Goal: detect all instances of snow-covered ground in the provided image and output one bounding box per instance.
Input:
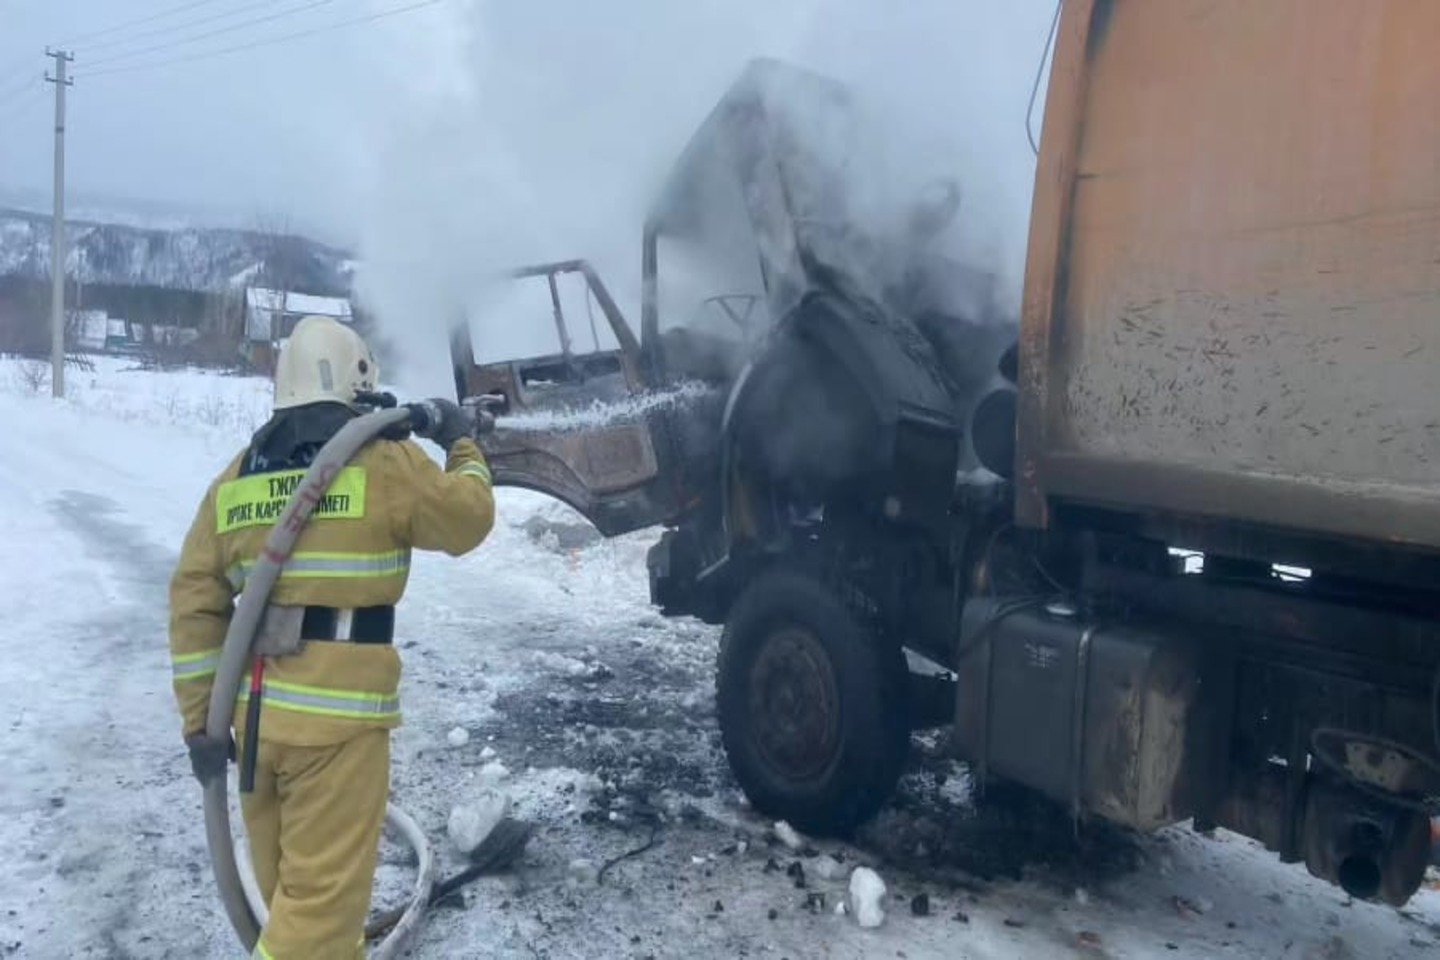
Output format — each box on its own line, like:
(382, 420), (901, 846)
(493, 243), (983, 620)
(0, 356), (1435, 959)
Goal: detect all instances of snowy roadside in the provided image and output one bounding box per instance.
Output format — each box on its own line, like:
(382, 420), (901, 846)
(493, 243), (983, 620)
(0, 358), (1435, 960)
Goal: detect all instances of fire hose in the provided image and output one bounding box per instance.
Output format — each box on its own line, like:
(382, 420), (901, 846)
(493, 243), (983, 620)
(202, 403), (450, 958)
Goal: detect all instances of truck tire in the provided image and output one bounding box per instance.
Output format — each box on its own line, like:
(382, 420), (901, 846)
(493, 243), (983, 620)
(716, 571), (909, 836)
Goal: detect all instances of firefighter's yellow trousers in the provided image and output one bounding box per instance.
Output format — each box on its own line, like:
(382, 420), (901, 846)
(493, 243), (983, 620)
(239, 728), (390, 960)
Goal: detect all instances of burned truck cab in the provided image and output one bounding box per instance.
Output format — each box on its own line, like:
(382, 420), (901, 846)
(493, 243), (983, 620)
(632, 61), (1005, 643)
(455, 58), (1019, 837)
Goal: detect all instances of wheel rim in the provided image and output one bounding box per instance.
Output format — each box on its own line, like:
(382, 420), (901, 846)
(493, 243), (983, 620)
(747, 624), (841, 785)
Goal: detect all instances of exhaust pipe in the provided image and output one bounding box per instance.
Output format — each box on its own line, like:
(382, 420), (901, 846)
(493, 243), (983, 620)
(1333, 821), (1385, 901)
(1301, 780), (1432, 906)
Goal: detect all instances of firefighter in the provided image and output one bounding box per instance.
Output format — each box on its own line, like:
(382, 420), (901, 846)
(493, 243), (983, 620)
(168, 315), (495, 959)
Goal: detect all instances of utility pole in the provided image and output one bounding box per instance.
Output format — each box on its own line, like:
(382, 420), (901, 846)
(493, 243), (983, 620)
(45, 49), (74, 399)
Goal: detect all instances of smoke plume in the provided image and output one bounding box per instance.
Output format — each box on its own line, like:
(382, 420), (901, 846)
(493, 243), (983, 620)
(352, 0), (1057, 394)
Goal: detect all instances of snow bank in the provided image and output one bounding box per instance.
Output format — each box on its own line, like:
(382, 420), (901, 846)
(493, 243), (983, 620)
(0, 355), (273, 441)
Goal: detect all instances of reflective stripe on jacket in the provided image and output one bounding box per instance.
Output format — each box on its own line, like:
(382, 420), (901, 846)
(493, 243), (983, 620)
(169, 435), (494, 746)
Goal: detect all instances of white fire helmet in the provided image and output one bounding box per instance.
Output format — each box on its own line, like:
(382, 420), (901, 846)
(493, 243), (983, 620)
(273, 315), (379, 410)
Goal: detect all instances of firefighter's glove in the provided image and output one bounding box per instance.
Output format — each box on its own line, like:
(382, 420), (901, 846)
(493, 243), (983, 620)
(471, 394), (505, 435)
(407, 398), (474, 451)
(185, 732), (234, 786)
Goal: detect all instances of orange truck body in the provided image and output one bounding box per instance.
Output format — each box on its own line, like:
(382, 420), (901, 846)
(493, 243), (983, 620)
(1018, 0), (1440, 552)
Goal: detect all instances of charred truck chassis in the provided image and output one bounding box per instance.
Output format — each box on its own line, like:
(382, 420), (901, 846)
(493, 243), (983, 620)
(954, 537), (1440, 908)
(646, 305), (1440, 907)
(466, 59), (1440, 910)
(464, 267), (1440, 907)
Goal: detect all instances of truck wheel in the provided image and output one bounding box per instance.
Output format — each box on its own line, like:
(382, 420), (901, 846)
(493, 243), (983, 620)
(717, 571), (909, 836)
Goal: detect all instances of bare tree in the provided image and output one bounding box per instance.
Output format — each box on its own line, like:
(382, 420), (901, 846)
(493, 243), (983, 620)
(17, 359), (48, 393)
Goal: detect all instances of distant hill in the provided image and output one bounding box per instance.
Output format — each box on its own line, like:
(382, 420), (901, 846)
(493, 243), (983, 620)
(0, 207), (354, 296)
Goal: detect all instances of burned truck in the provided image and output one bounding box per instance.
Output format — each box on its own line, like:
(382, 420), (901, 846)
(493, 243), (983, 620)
(458, 38), (1440, 909)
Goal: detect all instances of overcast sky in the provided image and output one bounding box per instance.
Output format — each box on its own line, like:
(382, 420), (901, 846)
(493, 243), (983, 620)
(0, 0), (1057, 385)
(0, 0), (453, 235)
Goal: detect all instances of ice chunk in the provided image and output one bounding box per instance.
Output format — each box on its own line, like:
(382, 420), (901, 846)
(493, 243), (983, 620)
(814, 855), (844, 882)
(568, 858), (599, 886)
(447, 790), (512, 855)
(848, 867), (887, 929)
(446, 727), (471, 748)
(773, 821), (804, 851)
(479, 761), (511, 786)
(480, 745), (497, 761)
(532, 650), (603, 677)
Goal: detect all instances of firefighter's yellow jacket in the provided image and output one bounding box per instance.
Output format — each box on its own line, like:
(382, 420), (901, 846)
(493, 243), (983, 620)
(168, 435), (494, 746)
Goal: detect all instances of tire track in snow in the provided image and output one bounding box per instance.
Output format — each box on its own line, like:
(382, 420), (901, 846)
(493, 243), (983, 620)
(40, 492), (216, 958)
(0, 406), (230, 958)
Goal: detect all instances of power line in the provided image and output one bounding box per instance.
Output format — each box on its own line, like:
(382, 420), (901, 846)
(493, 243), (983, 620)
(0, 65), (46, 117)
(0, 59), (43, 93)
(60, 0), (235, 49)
(84, 0), (446, 78)
(0, 52), (55, 121)
(0, 87), (46, 124)
(79, 0), (296, 56)
(0, 74), (40, 108)
(0, 2), (228, 86)
(84, 0), (337, 69)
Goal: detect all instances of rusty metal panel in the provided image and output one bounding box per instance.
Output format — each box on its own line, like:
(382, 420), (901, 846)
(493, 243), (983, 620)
(1021, 0), (1440, 550)
(479, 424), (665, 538)
(485, 426), (659, 498)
